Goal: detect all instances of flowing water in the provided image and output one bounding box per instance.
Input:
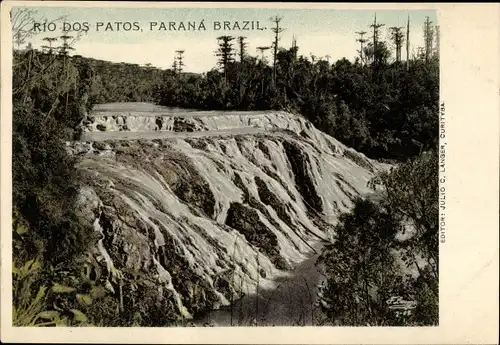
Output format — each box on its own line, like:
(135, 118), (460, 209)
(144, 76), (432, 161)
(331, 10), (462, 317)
(68, 102), (384, 324)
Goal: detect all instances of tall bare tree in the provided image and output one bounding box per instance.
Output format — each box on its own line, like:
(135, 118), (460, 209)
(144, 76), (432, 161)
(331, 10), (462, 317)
(174, 50), (185, 76)
(270, 15), (285, 87)
(406, 15), (410, 70)
(356, 31), (368, 66)
(423, 16), (434, 63)
(369, 13), (385, 65)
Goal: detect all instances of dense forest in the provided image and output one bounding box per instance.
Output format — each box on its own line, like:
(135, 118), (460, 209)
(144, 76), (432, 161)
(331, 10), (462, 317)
(70, 36), (438, 162)
(15, 17), (439, 162)
(12, 9), (439, 327)
(154, 44), (439, 161)
(318, 150), (439, 326)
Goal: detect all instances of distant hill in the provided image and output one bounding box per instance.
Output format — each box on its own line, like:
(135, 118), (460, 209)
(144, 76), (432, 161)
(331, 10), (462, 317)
(69, 54), (168, 104)
(68, 54), (201, 104)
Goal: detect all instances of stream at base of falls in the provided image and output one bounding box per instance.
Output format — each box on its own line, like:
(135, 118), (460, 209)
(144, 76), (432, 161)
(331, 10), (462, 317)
(187, 242), (328, 327)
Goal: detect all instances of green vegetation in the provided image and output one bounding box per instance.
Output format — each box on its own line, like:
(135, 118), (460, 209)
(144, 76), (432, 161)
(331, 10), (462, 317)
(12, 38), (98, 325)
(12, 41), (176, 327)
(13, 48), (94, 263)
(318, 149), (439, 326)
(12, 9), (439, 327)
(71, 56), (164, 103)
(154, 43), (439, 161)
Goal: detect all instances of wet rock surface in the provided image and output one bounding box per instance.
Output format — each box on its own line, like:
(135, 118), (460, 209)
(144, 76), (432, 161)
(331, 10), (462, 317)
(282, 140), (323, 216)
(225, 202), (282, 268)
(69, 104), (385, 324)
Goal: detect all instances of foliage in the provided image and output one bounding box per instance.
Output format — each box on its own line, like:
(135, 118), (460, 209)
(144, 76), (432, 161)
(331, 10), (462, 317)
(12, 42), (97, 326)
(216, 36), (236, 78)
(11, 253), (175, 327)
(12, 258), (90, 327)
(319, 149), (439, 326)
(12, 41), (180, 327)
(154, 43), (438, 161)
(12, 12), (439, 327)
(370, 149), (439, 278)
(318, 199), (404, 326)
(12, 49), (95, 265)
(70, 55), (165, 103)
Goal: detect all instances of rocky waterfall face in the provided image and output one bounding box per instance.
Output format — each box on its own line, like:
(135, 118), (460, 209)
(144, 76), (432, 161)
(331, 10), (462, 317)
(67, 103), (382, 324)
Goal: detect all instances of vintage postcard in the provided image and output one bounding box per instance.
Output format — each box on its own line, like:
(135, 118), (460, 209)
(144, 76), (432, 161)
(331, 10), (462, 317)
(1, 1), (498, 344)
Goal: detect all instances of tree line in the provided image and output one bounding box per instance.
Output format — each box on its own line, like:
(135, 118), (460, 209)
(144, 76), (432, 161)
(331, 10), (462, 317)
(155, 14), (439, 161)
(318, 150), (439, 326)
(19, 14), (439, 161)
(11, 9), (439, 326)
(11, 14), (175, 325)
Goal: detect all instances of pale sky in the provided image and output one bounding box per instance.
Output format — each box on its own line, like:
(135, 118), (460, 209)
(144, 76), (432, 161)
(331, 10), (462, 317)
(15, 6), (438, 73)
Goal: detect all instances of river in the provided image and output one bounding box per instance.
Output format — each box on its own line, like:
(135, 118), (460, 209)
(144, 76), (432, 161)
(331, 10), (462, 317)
(190, 241), (328, 327)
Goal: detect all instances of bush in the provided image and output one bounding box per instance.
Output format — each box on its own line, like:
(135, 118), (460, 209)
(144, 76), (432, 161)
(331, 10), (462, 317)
(13, 50), (95, 264)
(12, 48), (97, 326)
(318, 198), (404, 326)
(154, 49), (438, 161)
(318, 149), (439, 326)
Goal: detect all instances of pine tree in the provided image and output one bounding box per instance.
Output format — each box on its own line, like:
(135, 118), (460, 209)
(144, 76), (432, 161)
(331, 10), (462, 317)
(59, 34), (75, 56)
(237, 36), (247, 63)
(270, 16), (285, 87)
(369, 13), (385, 66)
(256, 46), (271, 64)
(423, 16), (434, 63)
(41, 37), (58, 54)
(389, 27), (404, 62)
(216, 36), (235, 81)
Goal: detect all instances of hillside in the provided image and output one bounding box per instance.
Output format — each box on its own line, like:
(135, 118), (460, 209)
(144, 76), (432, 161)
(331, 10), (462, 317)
(70, 55), (167, 104)
(66, 103), (383, 324)
(12, 39), (438, 327)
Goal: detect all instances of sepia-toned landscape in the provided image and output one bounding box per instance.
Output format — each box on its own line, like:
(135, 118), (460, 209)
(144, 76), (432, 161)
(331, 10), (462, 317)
(11, 6), (439, 327)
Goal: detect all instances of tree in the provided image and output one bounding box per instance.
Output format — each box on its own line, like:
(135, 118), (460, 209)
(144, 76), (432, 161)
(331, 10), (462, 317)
(174, 50), (185, 76)
(356, 31), (368, 66)
(58, 34), (75, 56)
(256, 46), (271, 64)
(319, 149), (439, 326)
(11, 8), (38, 51)
(369, 13), (385, 66)
(363, 40), (391, 66)
(434, 26), (440, 60)
(152, 15), (438, 162)
(318, 198), (403, 326)
(423, 16), (434, 63)
(237, 36), (247, 63)
(13, 26), (98, 266)
(406, 16), (411, 70)
(270, 15), (285, 87)
(172, 59), (178, 74)
(370, 149), (439, 280)
(42, 37), (58, 54)
(216, 36), (235, 81)
(371, 149), (439, 325)
(389, 27), (404, 62)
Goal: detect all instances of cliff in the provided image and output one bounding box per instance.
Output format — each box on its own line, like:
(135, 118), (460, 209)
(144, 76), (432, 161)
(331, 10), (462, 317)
(66, 102), (382, 325)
